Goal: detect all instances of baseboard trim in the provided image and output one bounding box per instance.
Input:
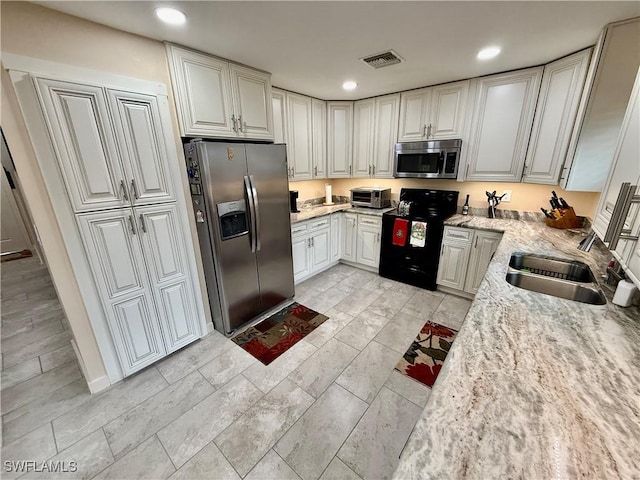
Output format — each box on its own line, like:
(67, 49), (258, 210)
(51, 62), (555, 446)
(436, 285), (475, 300)
(71, 339), (113, 394)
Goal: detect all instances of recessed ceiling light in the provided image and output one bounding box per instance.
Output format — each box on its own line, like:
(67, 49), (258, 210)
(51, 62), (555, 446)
(477, 47), (501, 60)
(155, 7), (187, 25)
(342, 81), (358, 91)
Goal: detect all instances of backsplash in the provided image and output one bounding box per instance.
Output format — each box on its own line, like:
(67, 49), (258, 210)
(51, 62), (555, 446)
(298, 196), (349, 210)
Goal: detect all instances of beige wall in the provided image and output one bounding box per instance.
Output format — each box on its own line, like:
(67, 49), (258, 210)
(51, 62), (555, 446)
(292, 178), (600, 217)
(1, 2), (211, 387)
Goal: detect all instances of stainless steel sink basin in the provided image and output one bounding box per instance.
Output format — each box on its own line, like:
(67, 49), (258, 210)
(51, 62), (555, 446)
(506, 253), (606, 305)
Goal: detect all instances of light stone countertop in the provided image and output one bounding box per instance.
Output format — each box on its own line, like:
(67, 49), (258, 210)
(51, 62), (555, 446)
(393, 213), (640, 479)
(290, 204), (394, 224)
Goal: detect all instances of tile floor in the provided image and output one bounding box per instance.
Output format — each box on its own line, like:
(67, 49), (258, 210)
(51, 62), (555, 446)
(1, 257), (471, 480)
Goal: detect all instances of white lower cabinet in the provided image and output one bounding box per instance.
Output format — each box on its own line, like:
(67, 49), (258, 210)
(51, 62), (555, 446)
(356, 215), (382, 269)
(437, 226), (503, 295)
(342, 213), (358, 263)
(291, 215), (336, 284)
(77, 204), (201, 375)
(330, 213), (341, 262)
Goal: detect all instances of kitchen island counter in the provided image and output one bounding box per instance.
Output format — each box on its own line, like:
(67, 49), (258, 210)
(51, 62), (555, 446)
(393, 213), (640, 479)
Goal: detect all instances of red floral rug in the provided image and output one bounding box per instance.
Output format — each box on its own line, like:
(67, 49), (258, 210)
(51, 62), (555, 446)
(394, 321), (458, 388)
(231, 302), (328, 365)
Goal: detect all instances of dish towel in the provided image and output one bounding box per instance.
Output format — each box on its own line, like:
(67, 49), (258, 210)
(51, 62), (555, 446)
(392, 218), (409, 246)
(410, 221), (427, 247)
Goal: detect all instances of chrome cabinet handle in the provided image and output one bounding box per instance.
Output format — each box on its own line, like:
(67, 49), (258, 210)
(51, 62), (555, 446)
(311, 237), (315, 247)
(238, 115), (244, 132)
(349, 164), (352, 176)
(423, 124), (428, 137)
(139, 214), (146, 233)
(314, 165), (318, 177)
(377, 233), (380, 243)
(120, 180), (129, 202)
(427, 124), (433, 138)
(368, 165), (372, 175)
(131, 179), (139, 200)
(128, 215), (137, 235)
(604, 182), (640, 250)
(372, 165), (376, 176)
(231, 114), (238, 133)
(307, 238), (311, 248)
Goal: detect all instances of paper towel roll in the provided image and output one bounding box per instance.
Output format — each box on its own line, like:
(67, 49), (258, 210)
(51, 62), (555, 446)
(325, 184), (332, 204)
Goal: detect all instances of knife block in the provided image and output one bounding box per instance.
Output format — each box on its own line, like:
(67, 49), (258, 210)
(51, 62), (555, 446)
(544, 207), (583, 229)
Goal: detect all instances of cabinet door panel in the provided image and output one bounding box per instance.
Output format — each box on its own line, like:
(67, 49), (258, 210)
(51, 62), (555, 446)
(465, 68), (543, 182)
(330, 213), (341, 262)
(272, 88), (288, 144)
(327, 102), (353, 178)
(353, 99), (375, 177)
(341, 213), (357, 261)
(430, 81), (468, 139)
(287, 93), (313, 180)
(137, 205), (186, 284)
(398, 88), (431, 142)
(523, 50), (591, 185)
(112, 294), (166, 373)
(231, 64), (274, 140)
(77, 211), (145, 299)
(312, 99), (327, 178)
(168, 47), (234, 137)
(464, 231), (502, 295)
(373, 94), (400, 178)
(311, 229), (330, 271)
(108, 90), (175, 204)
(436, 242), (471, 291)
(158, 280), (200, 352)
(292, 235), (311, 283)
(34, 78), (126, 212)
(357, 225), (381, 268)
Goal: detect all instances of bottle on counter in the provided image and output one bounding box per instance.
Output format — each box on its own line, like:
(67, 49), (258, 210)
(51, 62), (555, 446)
(462, 194), (470, 215)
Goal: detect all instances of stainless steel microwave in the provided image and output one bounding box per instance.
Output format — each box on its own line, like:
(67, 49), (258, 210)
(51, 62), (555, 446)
(350, 187), (391, 208)
(394, 139), (462, 179)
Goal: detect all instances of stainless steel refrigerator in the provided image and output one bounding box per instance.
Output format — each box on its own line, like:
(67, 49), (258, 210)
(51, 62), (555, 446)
(184, 140), (294, 335)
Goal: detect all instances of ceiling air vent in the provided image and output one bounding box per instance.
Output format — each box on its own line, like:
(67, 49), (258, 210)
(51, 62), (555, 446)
(360, 50), (403, 69)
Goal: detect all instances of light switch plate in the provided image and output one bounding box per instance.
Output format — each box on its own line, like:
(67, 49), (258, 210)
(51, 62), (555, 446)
(502, 190), (512, 203)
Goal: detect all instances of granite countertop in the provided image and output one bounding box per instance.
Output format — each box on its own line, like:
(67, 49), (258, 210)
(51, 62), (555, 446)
(290, 204), (395, 223)
(393, 214), (640, 479)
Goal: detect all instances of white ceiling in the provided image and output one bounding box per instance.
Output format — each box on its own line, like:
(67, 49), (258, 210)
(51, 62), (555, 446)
(34, 1), (639, 100)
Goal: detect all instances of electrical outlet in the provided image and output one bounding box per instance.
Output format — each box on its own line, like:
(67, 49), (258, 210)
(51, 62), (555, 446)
(502, 190), (512, 203)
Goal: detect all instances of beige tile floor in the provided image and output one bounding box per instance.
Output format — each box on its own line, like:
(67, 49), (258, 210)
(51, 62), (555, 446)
(1, 257), (471, 480)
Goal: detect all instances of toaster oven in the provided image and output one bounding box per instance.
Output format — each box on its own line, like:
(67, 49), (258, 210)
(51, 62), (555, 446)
(350, 187), (392, 208)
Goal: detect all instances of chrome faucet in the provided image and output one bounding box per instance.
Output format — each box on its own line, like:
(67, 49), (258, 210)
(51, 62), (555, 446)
(577, 231), (597, 252)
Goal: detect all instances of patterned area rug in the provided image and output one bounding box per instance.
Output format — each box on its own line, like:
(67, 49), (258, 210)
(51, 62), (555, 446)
(1, 249), (32, 263)
(231, 302), (328, 365)
(395, 321), (458, 388)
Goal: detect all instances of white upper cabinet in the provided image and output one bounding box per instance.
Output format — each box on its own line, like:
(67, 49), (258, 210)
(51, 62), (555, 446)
(429, 80), (469, 140)
(34, 78), (127, 212)
(373, 94), (400, 178)
(167, 44), (273, 140)
(398, 87), (431, 142)
(398, 81), (468, 142)
(562, 18), (640, 191)
(327, 101), (353, 178)
(353, 98), (376, 178)
(107, 90), (176, 205)
(230, 64), (274, 140)
(464, 67), (543, 182)
(272, 88), (287, 144)
(312, 98), (327, 178)
(287, 92), (313, 181)
(593, 67), (640, 263)
(522, 49), (592, 185)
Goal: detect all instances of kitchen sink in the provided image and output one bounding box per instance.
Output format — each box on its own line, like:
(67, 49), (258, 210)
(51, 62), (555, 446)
(505, 253), (606, 305)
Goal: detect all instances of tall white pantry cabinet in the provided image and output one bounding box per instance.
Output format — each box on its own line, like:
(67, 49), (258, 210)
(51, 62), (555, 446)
(27, 75), (205, 378)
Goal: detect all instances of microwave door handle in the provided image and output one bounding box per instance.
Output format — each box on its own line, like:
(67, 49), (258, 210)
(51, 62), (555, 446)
(249, 175), (261, 252)
(437, 152), (445, 174)
(243, 175), (257, 253)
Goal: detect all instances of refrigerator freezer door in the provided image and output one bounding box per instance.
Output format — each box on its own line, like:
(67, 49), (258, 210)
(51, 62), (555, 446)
(198, 143), (263, 333)
(246, 144), (295, 310)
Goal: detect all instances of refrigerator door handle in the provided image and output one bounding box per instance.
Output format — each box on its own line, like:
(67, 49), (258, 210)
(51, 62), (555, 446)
(243, 175), (257, 253)
(249, 175), (262, 251)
